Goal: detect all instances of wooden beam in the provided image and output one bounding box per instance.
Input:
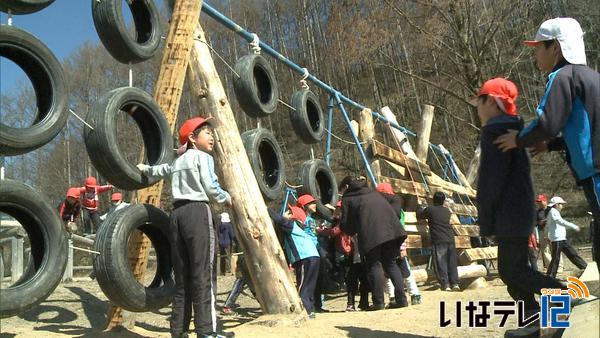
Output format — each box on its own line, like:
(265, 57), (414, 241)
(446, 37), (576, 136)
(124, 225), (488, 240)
(413, 264), (487, 283)
(185, 19), (304, 315)
(415, 104), (435, 162)
(372, 139), (432, 176)
(466, 145), (481, 186)
(460, 247), (498, 263)
(378, 175), (430, 198)
(359, 108), (381, 185)
(405, 234), (471, 249)
(382, 159), (406, 177)
(426, 172), (477, 198)
(449, 203), (478, 217)
(452, 224), (480, 236)
(106, 0), (203, 329)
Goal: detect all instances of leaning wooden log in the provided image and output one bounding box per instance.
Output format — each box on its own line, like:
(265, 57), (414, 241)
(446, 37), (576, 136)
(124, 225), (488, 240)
(415, 104), (435, 162)
(412, 264), (487, 283)
(185, 19), (304, 316)
(372, 140), (432, 176)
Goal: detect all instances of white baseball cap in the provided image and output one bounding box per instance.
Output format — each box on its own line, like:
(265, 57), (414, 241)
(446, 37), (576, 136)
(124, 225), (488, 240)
(523, 17), (587, 65)
(548, 196), (567, 207)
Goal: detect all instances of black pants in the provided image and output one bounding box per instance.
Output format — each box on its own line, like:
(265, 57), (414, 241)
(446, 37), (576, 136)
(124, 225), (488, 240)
(432, 242), (459, 287)
(365, 239), (407, 307)
(293, 256), (320, 314)
(497, 237), (565, 312)
(219, 245), (232, 275)
(581, 174), (599, 273)
(82, 209), (100, 234)
(169, 201), (217, 336)
(528, 247), (538, 271)
(346, 260), (369, 307)
(547, 240), (588, 277)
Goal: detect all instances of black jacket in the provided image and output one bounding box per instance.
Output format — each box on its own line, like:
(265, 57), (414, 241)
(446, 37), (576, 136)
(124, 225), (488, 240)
(477, 115), (535, 237)
(416, 205), (454, 244)
(340, 179), (406, 254)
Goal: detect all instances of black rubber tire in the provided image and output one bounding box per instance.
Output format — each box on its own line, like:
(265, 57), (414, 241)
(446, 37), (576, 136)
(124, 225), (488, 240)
(0, 25), (68, 156)
(84, 87), (173, 191)
(93, 204), (174, 312)
(289, 89), (325, 144)
(0, 179), (68, 318)
(233, 54), (279, 118)
(0, 0), (54, 14)
(297, 159), (338, 220)
(92, 0), (161, 64)
(241, 128), (286, 201)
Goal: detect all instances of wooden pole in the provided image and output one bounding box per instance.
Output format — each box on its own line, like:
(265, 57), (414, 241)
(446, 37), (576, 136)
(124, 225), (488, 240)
(105, 0), (203, 329)
(358, 108), (381, 183)
(415, 104), (435, 162)
(466, 145), (481, 186)
(185, 21), (304, 316)
(412, 264), (486, 283)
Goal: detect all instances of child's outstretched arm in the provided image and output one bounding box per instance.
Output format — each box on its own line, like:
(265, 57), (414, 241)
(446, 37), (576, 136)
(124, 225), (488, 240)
(137, 163), (172, 178)
(198, 152), (231, 204)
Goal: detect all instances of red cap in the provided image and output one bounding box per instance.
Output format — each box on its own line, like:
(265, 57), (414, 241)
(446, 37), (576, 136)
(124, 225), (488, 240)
(297, 194), (316, 208)
(178, 117), (215, 146)
(335, 200), (342, 208)
(472, 78), (519, 116)
(85, 176), (97, 187)
(288, 205), (307, 223)
(66, 187), (80, 199)
(111, 192), (123, 201)
(376, 182), (394, 195)
(535, 194), (547, 202)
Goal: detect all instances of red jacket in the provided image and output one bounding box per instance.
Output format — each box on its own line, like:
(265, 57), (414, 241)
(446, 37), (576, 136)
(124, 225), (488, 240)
(317, 225), (353, 256)
(59, 200), (81, 222)
(79, 185), (112, 211)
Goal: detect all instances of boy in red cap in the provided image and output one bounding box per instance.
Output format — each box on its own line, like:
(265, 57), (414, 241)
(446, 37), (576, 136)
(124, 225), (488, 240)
(495, 18), (599, 272)
(534, 194), (552, 268)
(99, 192), (130, 222)
(58, 187), (82, 232)
(473, 78), (565, 333)
(137, 116), (233, 338)
(78, 176), (113, 235)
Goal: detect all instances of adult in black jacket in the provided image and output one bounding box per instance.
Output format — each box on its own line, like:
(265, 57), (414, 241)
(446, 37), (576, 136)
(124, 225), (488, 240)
(340, 177), (408, 309)
(417, 192), (459, 291)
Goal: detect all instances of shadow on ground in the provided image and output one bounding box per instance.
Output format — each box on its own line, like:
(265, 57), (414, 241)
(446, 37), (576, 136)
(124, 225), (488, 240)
(336, 326), (435, 338)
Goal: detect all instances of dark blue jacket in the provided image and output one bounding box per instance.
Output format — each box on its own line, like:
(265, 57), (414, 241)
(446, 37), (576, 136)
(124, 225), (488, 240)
(517, 61), (599, 182)
(477, 115), (535, 237)
(218, 222), (235, 248)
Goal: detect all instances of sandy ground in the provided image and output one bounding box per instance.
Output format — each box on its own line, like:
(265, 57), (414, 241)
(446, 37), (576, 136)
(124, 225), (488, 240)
(0, 249), (596, 338)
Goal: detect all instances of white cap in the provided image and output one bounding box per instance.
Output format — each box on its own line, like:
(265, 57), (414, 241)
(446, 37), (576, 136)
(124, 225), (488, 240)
(548, 196), (566, 207)
(221, 212), (230, 223)
(523, 18), (586, 65)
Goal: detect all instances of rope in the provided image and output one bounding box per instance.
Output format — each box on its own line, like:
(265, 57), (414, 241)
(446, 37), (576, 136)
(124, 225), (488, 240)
(300, 68), (310, 90)
(250, 33), (261, 54)
(69, 109), (94, 130)
(195, 37), (241, 78)
(325, 127), (366, 145)
(285, 181), (303, 189)
(7, 9), (13, 26)
(278, 99), (296, 111)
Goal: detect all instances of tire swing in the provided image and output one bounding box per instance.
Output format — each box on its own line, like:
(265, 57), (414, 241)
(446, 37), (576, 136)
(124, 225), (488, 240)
(298, 159), (338, 220)
(0, 179), (68, 318)
(84, 87), (173, 191)
(0, 25), (68, 156)
(93, 204), (174, 312)
(0, 0), (55, 14)
(289, 89), (325, 144)
(92, 0), (161, 64)
(241, 128), (286, 201)
(233, 54), (279, 118)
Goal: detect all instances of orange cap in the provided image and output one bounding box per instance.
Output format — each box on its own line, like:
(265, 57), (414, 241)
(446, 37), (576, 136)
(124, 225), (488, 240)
(297, 194), (316, 208)
(85, 176), (97, 187)
(111, 192), (122, 201)
(178, 117), (215, 146)
(376, 182), (394, 195)
(471, 78), (519, 116)
(66, 187), (80, 199)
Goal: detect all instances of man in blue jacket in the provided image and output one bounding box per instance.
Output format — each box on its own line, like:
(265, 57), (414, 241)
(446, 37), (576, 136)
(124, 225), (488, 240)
(495, 18), (599, 272)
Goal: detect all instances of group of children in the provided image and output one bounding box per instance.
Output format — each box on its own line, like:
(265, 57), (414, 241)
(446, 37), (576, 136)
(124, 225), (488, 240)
(127, 16), (597, 338)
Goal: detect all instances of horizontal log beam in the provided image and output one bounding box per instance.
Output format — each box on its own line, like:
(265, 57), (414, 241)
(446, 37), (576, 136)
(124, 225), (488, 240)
(426, 172), (477, 198)
(372, 140), (431, 176)
(460, 247), (498, 263)
(378, 176), (430, 198)
(405, 235), (471, 249)
(449, 203), (478, 217)
(452, 224), (480, 236)
(413, 264), (487, 283)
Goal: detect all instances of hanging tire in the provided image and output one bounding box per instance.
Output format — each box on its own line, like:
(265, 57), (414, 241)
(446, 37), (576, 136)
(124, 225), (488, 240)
(92, 0), (161, 64)
(241, 128), (285, 201)
(93, 204), (174, 312)
(298, 159), (338, 220)
(0, 0), (54, 14)
(0, 25), (68, 156)
(84, 87), (173, 191)
(0, 179), (68, 318)
(289, 89), (325, 144)
(233, 54), (279, 118)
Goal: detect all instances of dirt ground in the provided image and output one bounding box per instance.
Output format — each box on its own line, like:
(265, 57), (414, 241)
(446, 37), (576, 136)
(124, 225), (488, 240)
(0, 249), (596, 338)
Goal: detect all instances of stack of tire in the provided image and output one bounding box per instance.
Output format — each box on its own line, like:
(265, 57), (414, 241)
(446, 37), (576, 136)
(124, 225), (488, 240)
(234, 54), (338, 218)
(0, 0), (175, 317)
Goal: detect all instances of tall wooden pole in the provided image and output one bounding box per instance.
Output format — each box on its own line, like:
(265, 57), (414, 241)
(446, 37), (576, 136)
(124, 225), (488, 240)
(358, 108), (381, 185)
(415, 104), (435, 162)
(105, 0), (203, 329)
(185, 22), (304, 315)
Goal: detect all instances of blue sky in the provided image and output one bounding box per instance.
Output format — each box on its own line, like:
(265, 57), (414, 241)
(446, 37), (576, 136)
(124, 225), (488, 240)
(1, 1), (100, 93)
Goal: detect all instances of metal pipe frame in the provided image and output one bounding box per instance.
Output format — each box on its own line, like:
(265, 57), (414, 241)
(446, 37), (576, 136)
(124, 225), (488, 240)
(325, 95), (334, 165)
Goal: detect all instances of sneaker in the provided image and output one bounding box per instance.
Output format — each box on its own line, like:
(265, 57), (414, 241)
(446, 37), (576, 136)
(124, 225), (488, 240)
(451, 284), (461, 291)
(308, 312), (316, 319)
(387, 301), (408, 309)
(367, 304), (385, 311)
(199, 331), (235, 338)
(346, 305), (356, 312)
(411, 295), (422, 305)
(358, 303), (369, 311)
(443, 286), (451, 291)
(221, 306), (233, 315)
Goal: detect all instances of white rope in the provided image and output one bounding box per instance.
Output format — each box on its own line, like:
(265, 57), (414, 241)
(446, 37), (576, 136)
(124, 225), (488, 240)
(300, 68), (310, 90)
(69, 109), (94, 130)
(70, 245), (100, 255)
(128, 63), (133, 87)
(250, 33), (261, 54)
(278, 99), (296, 111)
(7, 9), (12, 26)
(324, 127), (366, 145)
(195, 37), (241, 78)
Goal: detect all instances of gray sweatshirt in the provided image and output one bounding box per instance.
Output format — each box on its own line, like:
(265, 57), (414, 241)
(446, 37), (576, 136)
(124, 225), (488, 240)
(546, 207), (579, 242)
(141, 149), (231, 204)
